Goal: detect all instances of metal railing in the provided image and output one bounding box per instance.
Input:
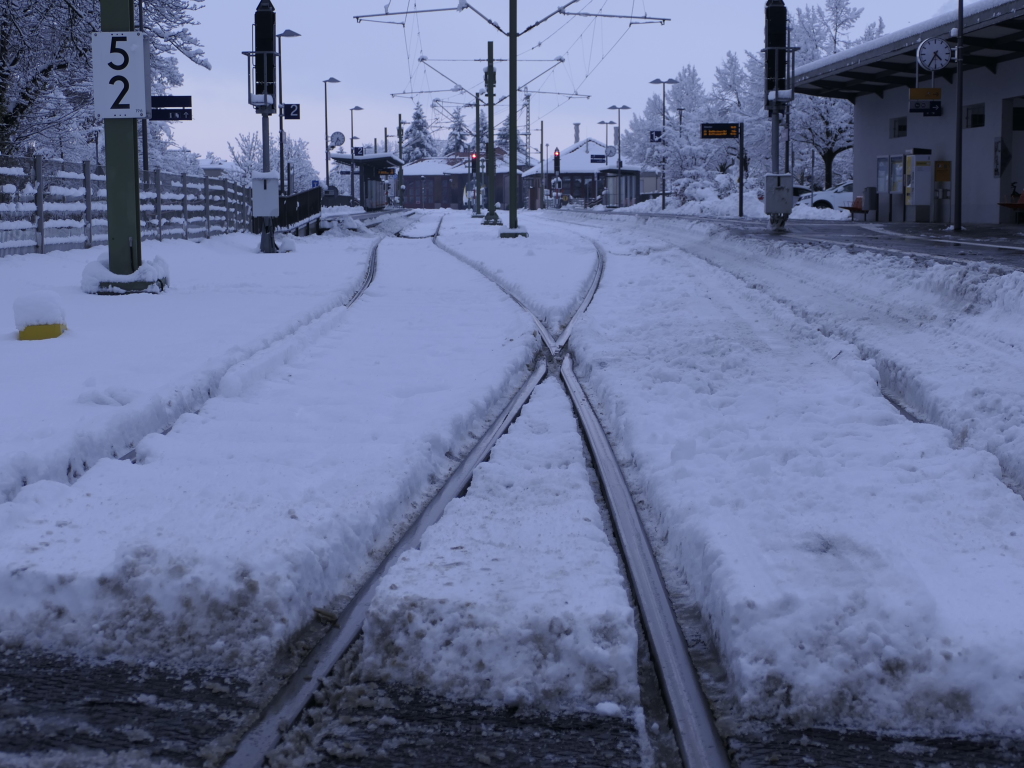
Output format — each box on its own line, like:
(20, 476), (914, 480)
(0, 155), (253, 256)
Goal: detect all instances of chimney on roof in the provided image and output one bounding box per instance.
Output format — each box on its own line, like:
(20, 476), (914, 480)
(573, 123), (580, 143)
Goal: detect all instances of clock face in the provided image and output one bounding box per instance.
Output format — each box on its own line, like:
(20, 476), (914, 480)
(917, 38), (952, 71)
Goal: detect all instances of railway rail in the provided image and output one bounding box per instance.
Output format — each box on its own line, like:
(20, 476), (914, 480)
(217, 217), (731, 767)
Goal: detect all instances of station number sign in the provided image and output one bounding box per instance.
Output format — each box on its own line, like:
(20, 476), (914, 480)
(283, 103), (301, 120)
(701, 123), (740, 139)
(92, 32), (151, 119)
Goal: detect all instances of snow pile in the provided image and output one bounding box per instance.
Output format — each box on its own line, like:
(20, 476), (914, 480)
(0, 237), (537, 676)
(437, 212), (599, 332)
(620, 192), (849, 220)
(567, 218), (1024, 735)
(360, 380), (639, 711)
(81, 254), (170, 294)
(13, 290), (65, 331)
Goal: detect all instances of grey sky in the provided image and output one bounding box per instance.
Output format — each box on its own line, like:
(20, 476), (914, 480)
(171, 0), (948, 174)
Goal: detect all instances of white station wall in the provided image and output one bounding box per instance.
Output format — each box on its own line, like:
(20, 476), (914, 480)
(852, 55), (1024, 224)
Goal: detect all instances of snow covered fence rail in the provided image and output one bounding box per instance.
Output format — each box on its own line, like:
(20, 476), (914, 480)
(0, 155), (251, 256)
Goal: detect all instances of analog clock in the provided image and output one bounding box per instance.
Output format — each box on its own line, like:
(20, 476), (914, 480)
(917, 38), (952, 71)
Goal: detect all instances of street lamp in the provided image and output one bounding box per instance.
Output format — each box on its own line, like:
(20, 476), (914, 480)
(323, 77), (339, 189)
(350, 106), (363, 206)
(608, 105), (630, 207)
(650, 78), (678, 210)
(277, 30), (300, 195)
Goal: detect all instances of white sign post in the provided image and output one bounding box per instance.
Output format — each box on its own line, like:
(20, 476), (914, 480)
(92, 31), (151, 120)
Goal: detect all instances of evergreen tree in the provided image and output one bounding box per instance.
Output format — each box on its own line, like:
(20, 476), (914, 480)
(444, 108), (472, 155)
(495, 116), (511, 152)
(404, 103), (437, 162)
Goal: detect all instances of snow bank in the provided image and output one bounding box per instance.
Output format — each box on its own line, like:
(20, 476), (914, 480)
(13, 290), (65, 331)
(620, 194), (849, 220)
(360, 380), (639, 711)
(437, 211), (599, 333)
(566, 216), (1024, 736)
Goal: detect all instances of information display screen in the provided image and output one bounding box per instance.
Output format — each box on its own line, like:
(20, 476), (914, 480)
(701, 123), (740, 139)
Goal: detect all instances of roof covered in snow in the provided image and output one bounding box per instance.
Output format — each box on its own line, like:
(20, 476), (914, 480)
(522, 139), (618, 177)
(795, 0), (1024, 100)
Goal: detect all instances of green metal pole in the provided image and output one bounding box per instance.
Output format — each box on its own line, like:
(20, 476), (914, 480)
(474, 93), (483, 217)
(506, 0), (521, 233)
(101, 0), (142, 274)
(483, 42), (500, 225)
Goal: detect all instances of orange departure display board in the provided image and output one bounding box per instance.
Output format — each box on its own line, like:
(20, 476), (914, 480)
(701, 123), (741, 139)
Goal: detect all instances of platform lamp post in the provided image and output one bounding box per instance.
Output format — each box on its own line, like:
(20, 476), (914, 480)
(276, 29), (300, 196)
(323, 77), (339, 189)
(650, 78), (677, 210)
(608, 105), (630, 207)
(350, 106), (363, 206)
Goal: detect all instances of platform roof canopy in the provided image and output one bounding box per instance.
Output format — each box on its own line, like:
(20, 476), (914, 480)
(795, 0), (1024, 101)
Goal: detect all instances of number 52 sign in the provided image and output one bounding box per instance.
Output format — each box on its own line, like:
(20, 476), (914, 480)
(92, 32), (151, 119)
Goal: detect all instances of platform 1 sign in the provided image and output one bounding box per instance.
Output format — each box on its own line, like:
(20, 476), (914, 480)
(150, 95), (192, 121)
(909, 88), (942, 117)
(701, 123), (740, 139)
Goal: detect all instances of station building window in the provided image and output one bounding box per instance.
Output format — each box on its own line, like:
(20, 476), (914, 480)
(965, 103), (985, 128)
(890, 116), (907, 138)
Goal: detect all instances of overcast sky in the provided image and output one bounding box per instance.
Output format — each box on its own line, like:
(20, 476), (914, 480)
(169, 0), (952, 176)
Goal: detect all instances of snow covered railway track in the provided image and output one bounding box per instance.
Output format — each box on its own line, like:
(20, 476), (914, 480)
(430, 237), (729, 768)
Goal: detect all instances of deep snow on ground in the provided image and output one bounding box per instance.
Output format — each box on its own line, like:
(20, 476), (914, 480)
(0, 232), (538, 676)
(360, 379), (639, 712)
(437, 213), (599, 333)
(0, 229), (373, 503)
(559, 212), (1024, 735)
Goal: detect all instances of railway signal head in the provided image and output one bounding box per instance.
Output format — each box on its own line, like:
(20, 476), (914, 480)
(553, 148), (561, 174)
(471, 152), (479, 173)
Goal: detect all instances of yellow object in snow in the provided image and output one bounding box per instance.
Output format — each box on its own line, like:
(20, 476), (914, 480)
(19, 323), (66, 340)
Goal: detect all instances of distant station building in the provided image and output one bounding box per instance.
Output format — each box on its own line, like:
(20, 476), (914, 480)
(330, 152), (403, 209)
(796, 0), (1024, 224)
(523, 139), (649, 208)
(401, 153), (523, 210)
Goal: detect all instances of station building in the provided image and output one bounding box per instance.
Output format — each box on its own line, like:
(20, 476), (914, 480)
(796, 0), (1024, 224)
(522, 139), (650, 208)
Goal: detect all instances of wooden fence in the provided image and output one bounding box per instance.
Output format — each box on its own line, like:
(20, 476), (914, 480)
(0, 155), (253, 256)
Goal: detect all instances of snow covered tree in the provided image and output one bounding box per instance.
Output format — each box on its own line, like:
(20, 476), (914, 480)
(495, 116), (511, 152)
(225, 132), (319, 190)
(444, 108), (472, 155)
(403, 103), (437, 162)
(0, 0), (209, 157)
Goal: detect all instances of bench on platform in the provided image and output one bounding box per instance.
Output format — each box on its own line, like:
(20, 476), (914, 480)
(998, 201), (1024, 223)
(840, 196), (871, 221)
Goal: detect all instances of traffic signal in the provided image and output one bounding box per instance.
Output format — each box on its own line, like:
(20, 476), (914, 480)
(471, 152), (479, 173)
(553, 148), (561, 175)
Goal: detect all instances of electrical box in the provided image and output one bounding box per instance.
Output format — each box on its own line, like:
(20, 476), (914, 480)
(764, 173), (793, 215)
(252, 171), (280, 218)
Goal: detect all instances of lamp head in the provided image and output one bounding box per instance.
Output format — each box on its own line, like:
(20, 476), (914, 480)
(324, 77), (340, 84)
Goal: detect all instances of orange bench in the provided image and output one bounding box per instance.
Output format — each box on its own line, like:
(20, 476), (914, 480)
(840, 196), (870, 221)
